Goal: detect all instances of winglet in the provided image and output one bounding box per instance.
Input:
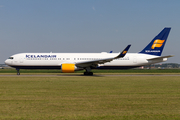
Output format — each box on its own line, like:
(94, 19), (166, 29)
(115, 44), (131, 58)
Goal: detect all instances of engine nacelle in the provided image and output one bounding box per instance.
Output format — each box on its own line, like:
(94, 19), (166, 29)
(61, 64), (76, 73)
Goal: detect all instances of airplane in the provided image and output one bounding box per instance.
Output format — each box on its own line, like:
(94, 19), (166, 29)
(5, 27), (173, 75)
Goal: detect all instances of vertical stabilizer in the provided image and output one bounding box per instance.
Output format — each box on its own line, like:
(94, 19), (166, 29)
(139, 28), (171, 56)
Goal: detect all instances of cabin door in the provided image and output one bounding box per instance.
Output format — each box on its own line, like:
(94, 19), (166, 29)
(20, 58), (24, 63)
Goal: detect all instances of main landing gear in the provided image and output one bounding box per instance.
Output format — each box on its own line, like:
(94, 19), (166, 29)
(84, 67), (93, 76)
(16, 68), (20, 75)
(84, 72), (93, 76)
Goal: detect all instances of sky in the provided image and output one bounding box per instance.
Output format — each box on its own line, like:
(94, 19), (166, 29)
(0, 0), (180, 63)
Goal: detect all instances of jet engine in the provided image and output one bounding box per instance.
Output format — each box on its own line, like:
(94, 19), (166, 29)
(61, 63), (77, 73)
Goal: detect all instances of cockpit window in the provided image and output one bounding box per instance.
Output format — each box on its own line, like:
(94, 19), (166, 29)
(8, 57), (14, 59)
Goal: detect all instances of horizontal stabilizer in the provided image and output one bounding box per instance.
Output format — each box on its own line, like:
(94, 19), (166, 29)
(147, 55), (174, 61)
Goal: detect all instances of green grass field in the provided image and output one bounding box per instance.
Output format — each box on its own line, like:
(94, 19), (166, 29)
(0, 75), (180, 120)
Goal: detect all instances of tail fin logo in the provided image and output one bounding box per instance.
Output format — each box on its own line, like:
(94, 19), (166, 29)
(122, 51), (127, 54)
(151, 39), (165, 49)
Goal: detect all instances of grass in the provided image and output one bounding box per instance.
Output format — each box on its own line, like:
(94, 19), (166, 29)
(0, 76), (180, 119)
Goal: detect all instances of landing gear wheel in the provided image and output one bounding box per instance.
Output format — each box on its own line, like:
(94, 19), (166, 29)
(84, 72), (93, 76)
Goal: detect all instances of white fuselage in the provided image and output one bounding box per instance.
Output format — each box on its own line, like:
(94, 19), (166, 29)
(5, 52), (167, 70)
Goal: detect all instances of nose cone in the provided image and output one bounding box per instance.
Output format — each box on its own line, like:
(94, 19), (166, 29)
(5, 59), (10, 65)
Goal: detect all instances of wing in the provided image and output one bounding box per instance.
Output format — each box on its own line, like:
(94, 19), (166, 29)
(75, 45), (131, 68)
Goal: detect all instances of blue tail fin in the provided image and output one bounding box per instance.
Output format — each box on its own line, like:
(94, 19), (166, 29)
(139, 27), (171, 56)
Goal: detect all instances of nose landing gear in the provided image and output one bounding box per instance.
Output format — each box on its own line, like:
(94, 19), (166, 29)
(16, 68), (20, 75)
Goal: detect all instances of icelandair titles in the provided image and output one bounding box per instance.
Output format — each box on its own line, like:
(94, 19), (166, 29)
(145, 50), (160, 53)
(26, 55), (56, 58)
